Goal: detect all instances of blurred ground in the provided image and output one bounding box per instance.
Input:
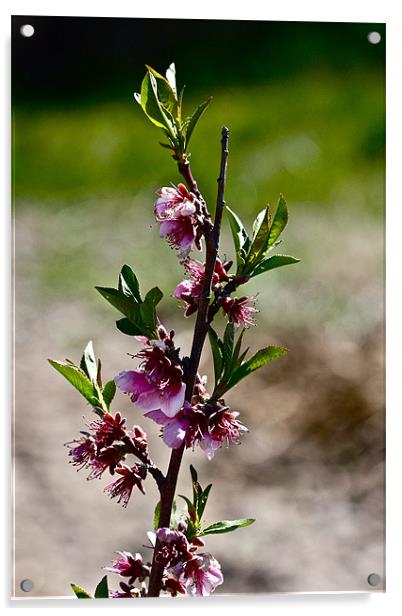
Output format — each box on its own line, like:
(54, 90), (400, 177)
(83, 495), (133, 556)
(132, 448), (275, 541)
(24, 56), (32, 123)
(12, 34), (385, 597)
(13, 196), (384, 597)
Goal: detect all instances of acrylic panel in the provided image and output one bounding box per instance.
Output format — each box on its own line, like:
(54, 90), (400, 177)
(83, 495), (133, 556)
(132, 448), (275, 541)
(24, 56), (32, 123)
(12, 16), (385, 599)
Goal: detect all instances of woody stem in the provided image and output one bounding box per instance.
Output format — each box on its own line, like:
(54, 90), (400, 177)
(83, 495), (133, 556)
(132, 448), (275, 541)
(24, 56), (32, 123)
(147, 127), (229, 597)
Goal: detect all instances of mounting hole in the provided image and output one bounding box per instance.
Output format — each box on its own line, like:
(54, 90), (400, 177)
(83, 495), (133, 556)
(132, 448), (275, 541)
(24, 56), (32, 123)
(20, 579), (34, 592)
(20, 24), (35, 38)
(367, 573), (381, 587)
(367, 31), (381, 45)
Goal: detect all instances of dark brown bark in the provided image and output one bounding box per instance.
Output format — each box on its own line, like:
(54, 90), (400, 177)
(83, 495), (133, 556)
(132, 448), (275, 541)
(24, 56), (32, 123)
(147, 127), (229, 597)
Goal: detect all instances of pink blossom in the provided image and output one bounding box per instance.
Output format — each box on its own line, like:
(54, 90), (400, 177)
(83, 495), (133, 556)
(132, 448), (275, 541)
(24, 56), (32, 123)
(145, 402), (206, 450)
(145, 399), (247, 460)
(86, 445), (125, 480)
(87, 412), (127, 449)
(65, 433), (96, 470)
(104, 551), (148, 585)
(222, 296), (258, 327)
(174, 258), (230, 316)
(154, 184), (203, 258)
(155, 528), (192, 568)
(104, 464), (147, 507)
(156, 527), (223, 597)
(115, 335), (185, 418)
(206, 403), (247, 450)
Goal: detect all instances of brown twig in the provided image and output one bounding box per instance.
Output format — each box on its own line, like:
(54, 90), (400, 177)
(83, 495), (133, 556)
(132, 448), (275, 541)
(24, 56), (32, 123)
(122, 436), (165, 492)
(147, 127), (230, 597)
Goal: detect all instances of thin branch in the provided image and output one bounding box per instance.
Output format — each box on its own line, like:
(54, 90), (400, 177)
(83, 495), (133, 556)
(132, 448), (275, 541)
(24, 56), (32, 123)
(147, 127), (230, 597)
(122, 435), (165, 492)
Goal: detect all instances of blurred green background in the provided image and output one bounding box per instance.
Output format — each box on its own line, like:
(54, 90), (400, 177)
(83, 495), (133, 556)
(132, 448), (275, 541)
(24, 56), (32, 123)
(13, 17), (385, 598)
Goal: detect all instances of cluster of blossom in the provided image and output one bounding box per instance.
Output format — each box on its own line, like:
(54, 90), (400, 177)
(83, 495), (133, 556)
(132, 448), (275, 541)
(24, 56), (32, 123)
(154, 183), (205, 258)
(105, 526), (223, 598)
(115, 326), (248, 461)
(155, 184), (257, 327)
(66, 412), (149, 507)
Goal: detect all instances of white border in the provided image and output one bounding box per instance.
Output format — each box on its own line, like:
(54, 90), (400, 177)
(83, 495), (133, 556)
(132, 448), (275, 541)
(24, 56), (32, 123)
(2, 1), (402, 614)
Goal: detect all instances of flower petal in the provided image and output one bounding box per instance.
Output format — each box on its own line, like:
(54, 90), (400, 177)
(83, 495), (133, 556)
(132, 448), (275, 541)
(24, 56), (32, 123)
(144, 409), (171, 426)
(163, 416), (188, 449)
(115, 371), (152, 396)
(160, 382), (186, 417)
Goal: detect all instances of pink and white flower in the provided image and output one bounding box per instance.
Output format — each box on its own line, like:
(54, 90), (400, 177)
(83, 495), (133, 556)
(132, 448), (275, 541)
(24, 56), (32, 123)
(180, 553), (223, 596)
(115, 334), (185, 418)
(155, 527), (223, 597)
(154, 184), (204, 258)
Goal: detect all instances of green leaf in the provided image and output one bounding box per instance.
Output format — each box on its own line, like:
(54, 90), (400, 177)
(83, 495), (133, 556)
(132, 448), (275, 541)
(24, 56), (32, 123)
(199, 518), (255, 536)
(246, 206), (271, 269)
(71, 583), (92, 599)
(154, 500), (185, 530)
(267, 194), (288, 248)
(251, 255), (300, 278)
(146, 64), (178, 117)
(95, 286), (139, 321)
(153, 501), (161, 530)
(140, 286), (163, 338)
(94, 575), (109, 599)
(225, 206), (250, 258)
(80, 340), (98, 384)
(102, 380), (116, 409)
(227, 346), (288, 389)
(115, 317), (144, 337)
(119, 265), (141, 302)
(179, 494), (198, 524)
(139, 71), (171, 130)
(48, 360), (99, 406)
(197, 484), (212, 520)
(184, 97), (212, 148)
(230, 329), (246, 373)
(189, 464), (198, 484)
(222, 322), (235, 380)
(144, 286), (163, 308)
(208, 327), (224, 385)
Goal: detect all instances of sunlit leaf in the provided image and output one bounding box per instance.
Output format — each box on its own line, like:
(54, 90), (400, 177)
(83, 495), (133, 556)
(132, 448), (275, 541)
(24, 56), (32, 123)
(80, 340), (98, 384)
(267, 194), (288, 247)
(102, 380), (116, 409)
(198, 518), (255, 536)
(119, 264), (141, 302)
(251, 255), (300, 278)
(247, 206), (270, 267)
(227, 346), (288, 389)
(165, 62), (177, 95)
(146, 64), (178, 117)
(71, 583), (92, 599)
(48, 360), (99, 406)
